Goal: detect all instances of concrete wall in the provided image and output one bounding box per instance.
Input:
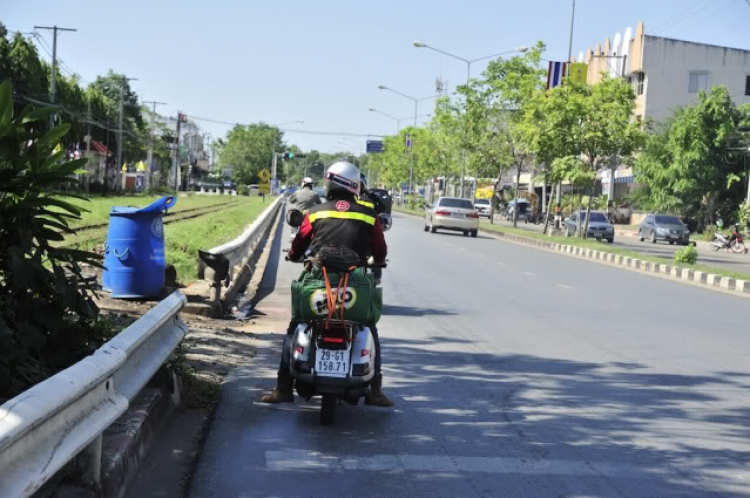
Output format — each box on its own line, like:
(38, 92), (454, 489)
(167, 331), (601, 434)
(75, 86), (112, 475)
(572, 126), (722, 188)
(641, 36), (750, 122)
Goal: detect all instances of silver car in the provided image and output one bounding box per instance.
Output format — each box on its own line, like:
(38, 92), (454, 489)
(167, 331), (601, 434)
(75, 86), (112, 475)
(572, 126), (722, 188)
(473, 198), (491, 218)
(425, 197), (480, 237)
(564, 211), (615, 243)
(639, 214), (690, 245)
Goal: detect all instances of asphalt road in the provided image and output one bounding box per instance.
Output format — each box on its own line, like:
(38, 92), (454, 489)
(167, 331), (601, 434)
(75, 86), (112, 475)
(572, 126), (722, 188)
(488, 216), (750, 275)
(188, 213), (750, 498)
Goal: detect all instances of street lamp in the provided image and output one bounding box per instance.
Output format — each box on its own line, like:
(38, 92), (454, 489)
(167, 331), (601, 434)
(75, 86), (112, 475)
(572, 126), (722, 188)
(413, 42), (528, 80)
(275, 119), (305, 127)
(377, 86), (438, 194)
(413, 42), (528, 197)
(369, 108), (431, 133)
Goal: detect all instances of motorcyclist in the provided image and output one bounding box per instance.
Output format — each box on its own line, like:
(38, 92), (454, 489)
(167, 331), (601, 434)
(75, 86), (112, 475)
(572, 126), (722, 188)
(358, 172), (388, 215)
(288, 177), (321, 213)
(261, 161), (394, 407)
(729, 223), (742, 244)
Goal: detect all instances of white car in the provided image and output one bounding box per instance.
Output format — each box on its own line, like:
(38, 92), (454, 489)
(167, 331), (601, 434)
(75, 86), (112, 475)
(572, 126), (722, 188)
(474, 198), (491, 218)
(424, 197), (480, 237)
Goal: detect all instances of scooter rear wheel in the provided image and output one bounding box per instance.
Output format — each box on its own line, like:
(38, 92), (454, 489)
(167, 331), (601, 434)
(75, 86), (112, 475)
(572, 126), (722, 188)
(321, 394), (337, 425)
(731, 241), (746, 254)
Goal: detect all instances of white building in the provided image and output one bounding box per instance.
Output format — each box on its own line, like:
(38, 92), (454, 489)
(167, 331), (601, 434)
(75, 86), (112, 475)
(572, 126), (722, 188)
(579, 21), (750, 123)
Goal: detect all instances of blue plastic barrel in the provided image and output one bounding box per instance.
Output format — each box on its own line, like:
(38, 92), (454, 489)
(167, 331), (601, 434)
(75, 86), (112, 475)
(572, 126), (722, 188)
(103, 196), (177, 298)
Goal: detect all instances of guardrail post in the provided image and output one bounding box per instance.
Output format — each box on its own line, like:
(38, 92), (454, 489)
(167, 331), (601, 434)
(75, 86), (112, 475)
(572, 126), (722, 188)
(78, 433), (102, 485)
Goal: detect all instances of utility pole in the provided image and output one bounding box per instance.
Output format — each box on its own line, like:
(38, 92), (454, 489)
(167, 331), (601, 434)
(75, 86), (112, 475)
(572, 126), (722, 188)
(116, 77), (138, 192)
(34, 25), (77, 126)
(554, 0), (576, 231)
(142, 100), (166, 191)
(172, 112), (185, 191)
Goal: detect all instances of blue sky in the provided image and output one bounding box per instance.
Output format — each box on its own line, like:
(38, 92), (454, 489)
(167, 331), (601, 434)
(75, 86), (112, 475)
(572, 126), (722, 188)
(4, 0), (749, 153)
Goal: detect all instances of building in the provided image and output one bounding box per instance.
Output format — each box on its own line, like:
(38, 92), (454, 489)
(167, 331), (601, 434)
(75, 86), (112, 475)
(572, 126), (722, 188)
(578, 21), (750, 123)
(574, 22), (750, 198)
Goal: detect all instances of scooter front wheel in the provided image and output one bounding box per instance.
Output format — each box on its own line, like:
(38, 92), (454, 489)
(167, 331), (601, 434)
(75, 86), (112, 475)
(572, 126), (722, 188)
(321, 394), (337, 425)
(710, 242), (720, 252)
(731, 241), (746, 254)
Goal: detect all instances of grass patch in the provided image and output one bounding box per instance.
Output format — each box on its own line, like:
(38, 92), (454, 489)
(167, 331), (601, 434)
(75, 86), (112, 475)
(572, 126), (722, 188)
(58, 194), (236, 228)
(393, 205), (425, 218)
(478, 221), (750, 282)
(164, 198), (269, 283)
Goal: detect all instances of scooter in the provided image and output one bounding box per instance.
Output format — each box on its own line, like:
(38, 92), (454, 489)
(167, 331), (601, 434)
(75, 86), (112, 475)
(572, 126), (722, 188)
(283, 209), (391, 425)
(710, 227), (746, 253)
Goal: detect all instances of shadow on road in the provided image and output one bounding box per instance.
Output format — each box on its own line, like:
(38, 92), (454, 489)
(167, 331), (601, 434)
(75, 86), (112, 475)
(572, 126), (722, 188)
(381, 304), (457, 317)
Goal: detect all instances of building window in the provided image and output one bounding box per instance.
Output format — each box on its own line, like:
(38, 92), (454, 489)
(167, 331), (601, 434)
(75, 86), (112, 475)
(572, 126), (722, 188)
(745, 75), (750, 96)
(688, 72), (709, 94)
(635, 72), (645, 96)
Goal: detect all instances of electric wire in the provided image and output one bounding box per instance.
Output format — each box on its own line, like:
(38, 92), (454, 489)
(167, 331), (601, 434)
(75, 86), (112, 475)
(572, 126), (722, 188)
(650, 0), (716, 34)
(663, 0), (740, 37)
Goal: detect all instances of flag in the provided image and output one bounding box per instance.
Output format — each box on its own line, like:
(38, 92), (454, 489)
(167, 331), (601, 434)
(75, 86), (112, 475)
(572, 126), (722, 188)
(547, 61), (567, 90)
(122, 162), (128, 173)
(136, 160), (146, 172)
(568, 63), (588, 85)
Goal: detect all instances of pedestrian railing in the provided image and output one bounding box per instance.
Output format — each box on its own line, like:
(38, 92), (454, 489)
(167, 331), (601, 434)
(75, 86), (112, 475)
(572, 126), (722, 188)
(0, 291), (188, 498)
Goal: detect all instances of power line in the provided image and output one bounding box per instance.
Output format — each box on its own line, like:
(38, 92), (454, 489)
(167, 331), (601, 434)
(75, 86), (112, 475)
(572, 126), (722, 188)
(663, 0), (740, 37)
(185, 114), (385, 138)
(651, 0), (715, 34)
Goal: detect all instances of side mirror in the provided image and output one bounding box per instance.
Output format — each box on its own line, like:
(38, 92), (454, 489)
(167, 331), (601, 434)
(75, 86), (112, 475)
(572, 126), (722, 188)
(378, 213), (393, 231)
(286, 209), (304, 228)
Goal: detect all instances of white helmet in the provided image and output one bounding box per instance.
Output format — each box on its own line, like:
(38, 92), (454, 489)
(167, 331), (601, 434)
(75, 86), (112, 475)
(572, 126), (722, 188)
(324, 161), (360, 197)
(301, 177), (314, 188)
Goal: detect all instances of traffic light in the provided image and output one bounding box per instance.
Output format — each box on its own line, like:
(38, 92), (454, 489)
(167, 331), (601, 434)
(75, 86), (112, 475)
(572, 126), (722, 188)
(282, 152), (306, 159)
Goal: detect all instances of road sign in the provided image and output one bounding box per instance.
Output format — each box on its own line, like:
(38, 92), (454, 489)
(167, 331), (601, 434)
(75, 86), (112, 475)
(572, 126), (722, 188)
(259, 169), (271, 182)
(259, 183), (270, 194)
(366, 140), (384, 153)
(405, 134), (412, 149)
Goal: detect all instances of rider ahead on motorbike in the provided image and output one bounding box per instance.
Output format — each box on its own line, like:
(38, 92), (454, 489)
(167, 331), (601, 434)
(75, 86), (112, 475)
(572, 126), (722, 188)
(261, 161), (394, 407)
(288, 177), (321, 213)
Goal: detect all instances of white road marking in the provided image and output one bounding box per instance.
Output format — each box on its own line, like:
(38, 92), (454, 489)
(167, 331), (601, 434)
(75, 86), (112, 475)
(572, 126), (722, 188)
(265, 450), (672, 479)
(557, 284), (573, 290)
(524, 272), (536, 277)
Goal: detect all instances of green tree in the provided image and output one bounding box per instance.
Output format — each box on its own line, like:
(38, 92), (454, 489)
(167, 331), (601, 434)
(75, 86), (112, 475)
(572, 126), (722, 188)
(216, 123), (285, 185)
(636, 86), (750, 226)
(469, 42), (547, 227)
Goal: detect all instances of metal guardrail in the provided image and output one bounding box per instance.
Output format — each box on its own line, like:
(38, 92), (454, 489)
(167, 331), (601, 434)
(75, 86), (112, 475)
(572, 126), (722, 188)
(0, 291), (188, 498)
(201, 196), (282, 276)
(197, 197), (283, 310)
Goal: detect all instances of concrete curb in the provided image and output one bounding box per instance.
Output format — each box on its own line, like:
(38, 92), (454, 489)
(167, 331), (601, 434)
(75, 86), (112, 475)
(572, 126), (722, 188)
(49, 374), (181, 498)
(392, 209), (750, 299)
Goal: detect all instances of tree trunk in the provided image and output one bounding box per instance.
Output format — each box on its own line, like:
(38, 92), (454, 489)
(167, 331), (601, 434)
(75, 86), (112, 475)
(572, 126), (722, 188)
(543, 190), (555, 235)
(582, 175), (598, 239)
(513, 164), (521, 228)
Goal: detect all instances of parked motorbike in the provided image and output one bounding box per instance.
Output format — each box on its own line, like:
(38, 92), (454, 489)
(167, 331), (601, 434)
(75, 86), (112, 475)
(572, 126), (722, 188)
(710, 226), (746, 253)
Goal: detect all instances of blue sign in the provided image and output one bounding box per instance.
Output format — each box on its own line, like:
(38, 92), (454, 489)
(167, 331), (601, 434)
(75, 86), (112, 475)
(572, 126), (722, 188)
(405, 134), (412, 148)
(366, 140), (384, 153)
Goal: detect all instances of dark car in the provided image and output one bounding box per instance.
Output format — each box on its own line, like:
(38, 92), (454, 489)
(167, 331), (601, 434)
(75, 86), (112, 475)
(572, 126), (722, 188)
(564, 211), (615, 243)
(368, 188), (392, 214)
(639, 214), (690, 245)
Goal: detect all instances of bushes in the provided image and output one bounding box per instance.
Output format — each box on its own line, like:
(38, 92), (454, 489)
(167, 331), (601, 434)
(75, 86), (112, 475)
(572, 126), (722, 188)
(237, 184), (249, 196)
(0, 80), (110, 401)
(674, 245), (698, 265)
(704, 225), (717, 242)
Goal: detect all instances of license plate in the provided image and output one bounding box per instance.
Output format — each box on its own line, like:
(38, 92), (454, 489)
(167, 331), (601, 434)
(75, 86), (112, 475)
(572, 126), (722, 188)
(451, 212), (464, 218)
(315, 349), (350, 377)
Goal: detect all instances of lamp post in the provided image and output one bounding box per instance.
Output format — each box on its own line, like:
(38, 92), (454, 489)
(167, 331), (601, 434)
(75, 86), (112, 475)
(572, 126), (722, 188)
(413, 42), (528, 198)
(377, 86), (437, 195)
(369, 108), (432, 133)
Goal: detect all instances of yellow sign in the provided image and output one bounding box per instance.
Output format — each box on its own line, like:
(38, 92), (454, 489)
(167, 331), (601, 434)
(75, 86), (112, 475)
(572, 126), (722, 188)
(567, 63), (588, 85)
(121, 162), (128, 173)
(259, 169), (271, 182)
(258, 183), (270, 194)
(475, 187), (494, 200)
